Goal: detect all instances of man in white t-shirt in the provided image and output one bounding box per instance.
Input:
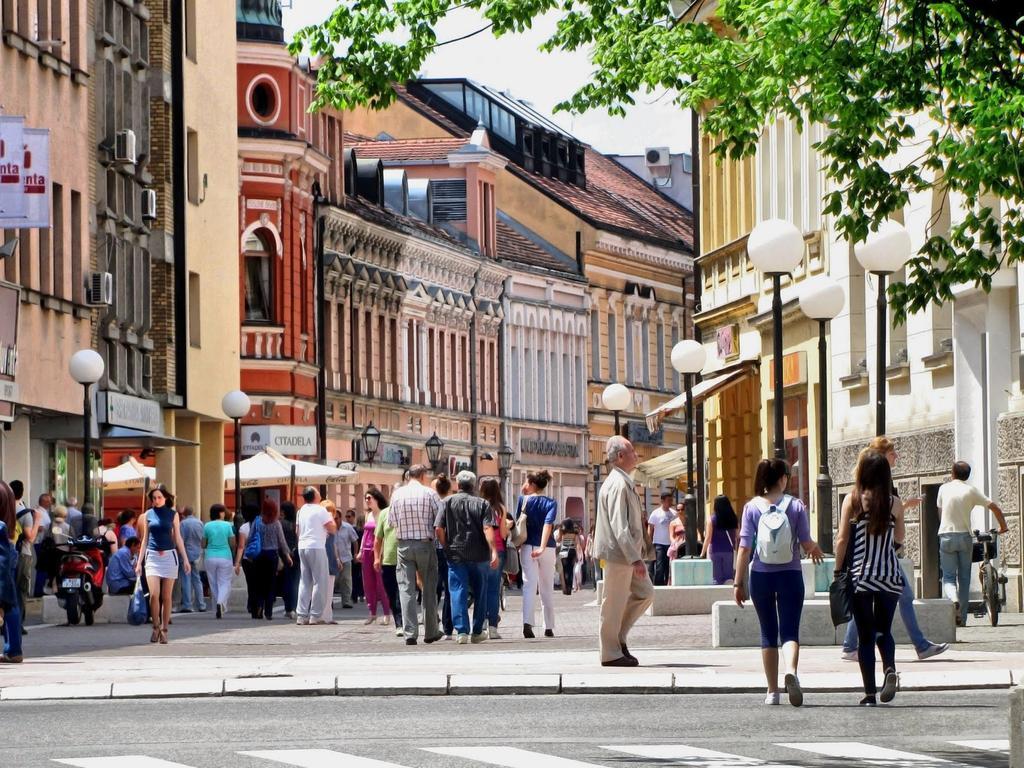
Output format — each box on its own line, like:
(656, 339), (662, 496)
(647, 492), (674, 586)
(295, 486), (337, 625)
(936, 461), (1007, 626)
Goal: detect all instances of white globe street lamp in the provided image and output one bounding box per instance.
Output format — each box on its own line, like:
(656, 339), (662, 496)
(602, 383), (632, 436)
(69, 350), (105, 510)
(671, 339), (707, 552)
(855, 220), (912, 435)
(799, 276), (846, 551)
(222, 390), (251, 514)
(748, 218), (805, 458)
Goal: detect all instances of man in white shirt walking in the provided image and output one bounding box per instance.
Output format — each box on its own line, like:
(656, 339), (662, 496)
(594, 435), (653, 667)
(647, 492), (674, 586)
(295, 486), (337, 625)
(936, 461), (1007, 626)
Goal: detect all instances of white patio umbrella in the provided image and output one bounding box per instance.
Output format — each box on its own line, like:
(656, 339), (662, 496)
(102, 457), (156, 491)
(223, 447), (357, 491)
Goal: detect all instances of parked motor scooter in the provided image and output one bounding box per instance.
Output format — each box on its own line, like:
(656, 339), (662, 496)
(55, 534), (107, 626)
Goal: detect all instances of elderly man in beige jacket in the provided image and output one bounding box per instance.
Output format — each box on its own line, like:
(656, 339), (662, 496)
(593, 435), (653, 667)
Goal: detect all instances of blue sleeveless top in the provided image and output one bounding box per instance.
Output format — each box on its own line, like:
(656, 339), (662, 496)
(146, 507), (177, 552)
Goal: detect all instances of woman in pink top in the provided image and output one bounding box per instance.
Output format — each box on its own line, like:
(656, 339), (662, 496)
(357, 489), (391, 625)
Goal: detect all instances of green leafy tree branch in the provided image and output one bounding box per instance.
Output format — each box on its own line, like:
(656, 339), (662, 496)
(292, 1), (1024, 320)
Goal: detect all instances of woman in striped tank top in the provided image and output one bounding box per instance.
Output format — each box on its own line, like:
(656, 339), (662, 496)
(834, 450), (906, 707)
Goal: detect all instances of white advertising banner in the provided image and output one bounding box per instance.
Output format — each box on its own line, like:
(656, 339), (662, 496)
(241, 425), (318, 457)
(20, 129), (50, 228)
(0, 116), (25, 221)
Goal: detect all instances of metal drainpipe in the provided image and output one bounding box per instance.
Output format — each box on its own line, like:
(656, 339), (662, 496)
(469, 264), (481, 474)
(313, 183), (327, 464)
(690, 108), (706, 536)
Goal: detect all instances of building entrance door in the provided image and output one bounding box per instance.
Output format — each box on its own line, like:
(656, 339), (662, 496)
(920, 483), (942, 598)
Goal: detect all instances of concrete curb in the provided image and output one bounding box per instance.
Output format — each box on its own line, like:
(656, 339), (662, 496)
(1, 669), (1017, 702)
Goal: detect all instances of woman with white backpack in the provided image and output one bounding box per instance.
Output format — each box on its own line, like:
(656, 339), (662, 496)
(734, 458), (824, 707)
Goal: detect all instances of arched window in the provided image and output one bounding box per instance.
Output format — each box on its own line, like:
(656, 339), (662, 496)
(244, 230), (274, 322)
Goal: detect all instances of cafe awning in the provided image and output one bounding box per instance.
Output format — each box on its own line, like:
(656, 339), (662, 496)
(634, 447), (689, 487)
(224, 447), (357, 490)
(645, 361), (757, 432)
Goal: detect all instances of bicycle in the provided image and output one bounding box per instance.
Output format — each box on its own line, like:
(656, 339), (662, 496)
(972, 528), (1007, 627)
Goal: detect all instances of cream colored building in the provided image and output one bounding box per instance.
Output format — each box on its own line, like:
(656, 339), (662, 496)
(157, 0), (241, 514)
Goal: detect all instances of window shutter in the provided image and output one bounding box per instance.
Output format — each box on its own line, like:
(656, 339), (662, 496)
(429, 179), (467, 222)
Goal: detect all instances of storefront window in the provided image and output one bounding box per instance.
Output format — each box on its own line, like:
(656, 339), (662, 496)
(784, 394), (810, 508)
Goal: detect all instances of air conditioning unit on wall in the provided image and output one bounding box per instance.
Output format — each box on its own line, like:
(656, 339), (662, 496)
(115, 130), (137, 164)
(645, 147), (671, 169)
(141, 189), (157, 220)
(85, 271), (114, 306)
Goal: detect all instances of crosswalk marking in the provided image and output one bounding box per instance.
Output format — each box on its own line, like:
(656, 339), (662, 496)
(948, 740), (1009, 752)
(241, 749), (408, 768)
(779, 742), (965, 765)
(424, 746), (603, 767)
(55, 759), (198, 768)
(602, 745), (795, 766)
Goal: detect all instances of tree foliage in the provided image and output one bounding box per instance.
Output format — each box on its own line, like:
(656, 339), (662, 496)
(293, 1), (1024, 319)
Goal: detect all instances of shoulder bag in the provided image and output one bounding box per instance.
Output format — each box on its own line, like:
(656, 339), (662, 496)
(829, 518), (865, 627)
(243, 518), (263, 560)
(511, 497), (530, 547)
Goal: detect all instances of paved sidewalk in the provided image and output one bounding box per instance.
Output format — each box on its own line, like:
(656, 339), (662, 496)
(5, 587), (1022, 701)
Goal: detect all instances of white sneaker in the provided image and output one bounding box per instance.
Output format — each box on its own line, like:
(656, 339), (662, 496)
(456, 634), (470, 644)
(487, 626), (501, 640)
(764, 691), (781, 705)
(784, 673), (803, 707)
(841, 650), (858, 662)
(379, 615), (390, 626)
(394, 627), (404, 637)
(917, 643), (948, 660)
(296, 617), (309, 626)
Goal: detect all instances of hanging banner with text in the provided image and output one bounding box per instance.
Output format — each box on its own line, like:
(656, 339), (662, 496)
(0, 120), (50, 229)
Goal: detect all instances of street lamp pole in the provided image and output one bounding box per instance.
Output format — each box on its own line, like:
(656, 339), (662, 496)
(799, 277), (845, 552)
(222, 390), (251, 515)
(602, 383), (631, 439)
(855, 220), (911, 437)
(69, 350), (105, 509)
(747, 219), (807, 459)
(671, 339), (706, 557)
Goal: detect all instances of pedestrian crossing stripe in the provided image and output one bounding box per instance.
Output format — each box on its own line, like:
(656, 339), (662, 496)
(779, 742), (964, 765)
(55, 759), (197, 768)
(51, 741), (1011, 768)
(242, 750), (401, 768)
(948, 739), (1009, 752)
(425, 747), (603, 767)
(602, 744), (793, 766)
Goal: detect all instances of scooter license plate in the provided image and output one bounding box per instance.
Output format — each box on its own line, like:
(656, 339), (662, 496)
(61, 578), (81, 589)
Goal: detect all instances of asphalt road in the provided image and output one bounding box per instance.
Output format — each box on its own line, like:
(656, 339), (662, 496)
(0, 692), (1011, 768)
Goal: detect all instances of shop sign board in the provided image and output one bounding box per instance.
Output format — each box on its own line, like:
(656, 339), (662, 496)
(100, 391), (163, 433)
(0, 123), (50, 229)
(0, 116), (25, 220)
(241, 425), (318, 456)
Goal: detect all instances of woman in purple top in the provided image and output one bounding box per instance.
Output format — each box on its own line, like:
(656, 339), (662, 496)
(734, 458), (823, 707)
(700, 495), (738, 584)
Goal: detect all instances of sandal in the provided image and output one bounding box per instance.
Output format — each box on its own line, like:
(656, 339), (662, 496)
(150, 625), (161, 643)
(159, 628), (168, 644)
(0, 654), (23, 663)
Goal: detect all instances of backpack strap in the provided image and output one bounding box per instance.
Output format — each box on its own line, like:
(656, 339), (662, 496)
(775, 495), (792, 513)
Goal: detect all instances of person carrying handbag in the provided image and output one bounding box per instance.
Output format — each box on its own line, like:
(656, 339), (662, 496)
(515, 471), (558, 639)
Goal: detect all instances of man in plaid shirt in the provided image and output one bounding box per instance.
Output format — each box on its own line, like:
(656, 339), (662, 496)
(388, 464), (443, 644)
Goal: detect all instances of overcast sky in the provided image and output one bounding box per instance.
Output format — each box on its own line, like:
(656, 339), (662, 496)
(282, 3), (692, 156)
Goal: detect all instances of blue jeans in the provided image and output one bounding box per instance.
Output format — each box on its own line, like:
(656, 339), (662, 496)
(843, 563), (928, 652)
(939, 532), (973, 625)
(179, 557), (206, 611)
(447, 560), (489, 636)
(486, 551), (505, 626)
(749, 569), (804, 648)
(2, 600), (22, 658)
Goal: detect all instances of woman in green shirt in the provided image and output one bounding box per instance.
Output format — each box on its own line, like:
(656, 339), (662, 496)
(371, 489), (403, 634)
(203, 504), (236, 619)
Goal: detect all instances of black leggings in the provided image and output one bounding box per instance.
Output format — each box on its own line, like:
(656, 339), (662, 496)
(560, 551), (577, 595)
(851, 590), (899, 695)
(381, 564), (402, 624)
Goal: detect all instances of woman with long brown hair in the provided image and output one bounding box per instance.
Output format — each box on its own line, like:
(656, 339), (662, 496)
(135, 485), (190, 644)
(0, 481), (23, 662)
(249, 498), (293, 621)
(516, 469), (558, 639)
(834, 449), (905, 706)
(479, 477), (510, 638)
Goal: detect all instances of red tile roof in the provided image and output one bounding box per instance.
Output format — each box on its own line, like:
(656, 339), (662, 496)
(349, 137), (468, 162)
(390, 85), (693, 253)
(496, 221), (578, 275)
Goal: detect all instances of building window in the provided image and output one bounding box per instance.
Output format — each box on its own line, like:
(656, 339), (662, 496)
(656, 322), (665, 390)
(641, 318), (650, 388)
(189, 271), (200, 347)
(608, 312), (618, 381)
(243, 231), (273, 322)
(624, 316), (634, 385)
(252, 82), (275, 120)
(186, 129), (200, 204)
(184, 0), (196, 62)
(591, 309), (600, 381)
(671, 324), (680, 391)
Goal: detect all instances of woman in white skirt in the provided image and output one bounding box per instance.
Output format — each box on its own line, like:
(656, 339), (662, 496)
(136, 485), (189, 644)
